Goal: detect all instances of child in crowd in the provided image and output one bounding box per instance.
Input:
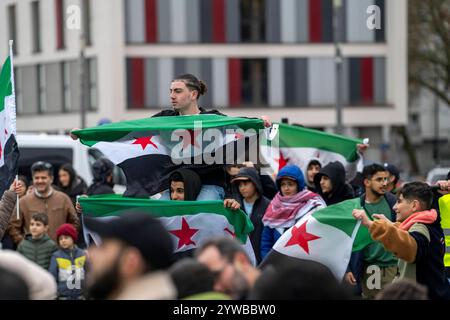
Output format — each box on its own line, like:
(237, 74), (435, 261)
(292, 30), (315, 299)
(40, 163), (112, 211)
(49, 223), (86, 300)
(17, 212), (57, 269)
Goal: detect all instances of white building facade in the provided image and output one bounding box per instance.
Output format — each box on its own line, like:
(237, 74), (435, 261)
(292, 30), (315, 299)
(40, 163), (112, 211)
(0, 0), (408, 163)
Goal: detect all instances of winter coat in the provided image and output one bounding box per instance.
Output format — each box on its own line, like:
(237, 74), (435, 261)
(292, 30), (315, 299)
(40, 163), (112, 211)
(17, 234), (58, 270)
(9, 189), (79, 244)
(230, 167), (270, 264)
(57, 177), (88, 207)
(48, 246), (86, 299)
(0, 190), (17, 239)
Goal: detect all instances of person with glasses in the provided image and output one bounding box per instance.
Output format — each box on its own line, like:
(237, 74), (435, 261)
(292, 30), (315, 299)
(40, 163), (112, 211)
(195, 237), (261, 300)
(345, 163), (398, 299)
(9, 161), (79, 245)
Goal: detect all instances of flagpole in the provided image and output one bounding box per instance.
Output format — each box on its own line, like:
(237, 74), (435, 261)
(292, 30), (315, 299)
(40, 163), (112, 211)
(9, 40), (19, 219)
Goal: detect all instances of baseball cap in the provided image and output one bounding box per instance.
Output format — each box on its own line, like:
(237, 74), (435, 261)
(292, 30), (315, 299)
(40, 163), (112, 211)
(84, 211), (174, 270)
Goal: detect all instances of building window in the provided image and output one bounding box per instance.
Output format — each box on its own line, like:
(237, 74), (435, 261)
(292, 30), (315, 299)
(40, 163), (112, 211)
(15, 67), (23, 115)
(8, 5), (18, 54)
(55, 0), (65, 49)
(37, 65), (47, 113)
(31, 1), (41, 53)
(241, 0), (265, 42)
(88, 58), (97, 110)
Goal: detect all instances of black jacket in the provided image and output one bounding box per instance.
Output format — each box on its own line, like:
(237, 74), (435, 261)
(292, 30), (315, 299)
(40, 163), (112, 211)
(57, 177), (88, 207)
(314, 161), (355, 206)
(151, 107), (225, 117)
(151, 107), (227, 190)
(411, 219), (450, 300)
(230, 167), (270, 264)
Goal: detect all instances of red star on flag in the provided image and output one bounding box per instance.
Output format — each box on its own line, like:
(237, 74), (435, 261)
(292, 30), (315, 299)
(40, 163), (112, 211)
(175, 129), (201, 149)
(275, 151), (289, 171)
(132, 136), (158, 150)
(224, 227), (236, 238)
(169, 217), (199, 249)
(284, 220), (321, 254)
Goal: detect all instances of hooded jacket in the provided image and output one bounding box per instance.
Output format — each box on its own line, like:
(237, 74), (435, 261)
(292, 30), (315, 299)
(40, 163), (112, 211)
(87, 158), (115, 196)
(260, 165), (326, 260)
(314, 161), (355, 206)
(231, 167), (270, 264)
(169, 169), (202, 201)
(276, 165), (306, 191)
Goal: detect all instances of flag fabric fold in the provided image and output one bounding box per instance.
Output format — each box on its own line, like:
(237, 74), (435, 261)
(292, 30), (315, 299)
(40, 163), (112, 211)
(79, 195), (254, 248)
(73, 115), (265, 197)
(0, 56), (19, 197)
(260, 198), (373, 280)
(260, 123), (363, 181)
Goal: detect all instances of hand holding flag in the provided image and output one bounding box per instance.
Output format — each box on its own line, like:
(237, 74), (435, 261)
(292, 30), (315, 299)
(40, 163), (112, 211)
(352, 209), (372, 228)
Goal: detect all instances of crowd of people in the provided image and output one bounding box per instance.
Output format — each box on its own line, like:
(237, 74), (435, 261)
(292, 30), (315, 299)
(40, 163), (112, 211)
(0, 73), (450, 300)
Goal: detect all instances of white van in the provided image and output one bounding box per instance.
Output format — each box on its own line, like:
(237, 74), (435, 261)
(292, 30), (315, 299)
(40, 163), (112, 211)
(16, 133), (126, 193)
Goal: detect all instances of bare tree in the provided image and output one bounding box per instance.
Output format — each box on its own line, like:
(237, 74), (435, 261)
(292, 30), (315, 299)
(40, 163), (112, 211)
(409, 0), (450, 107)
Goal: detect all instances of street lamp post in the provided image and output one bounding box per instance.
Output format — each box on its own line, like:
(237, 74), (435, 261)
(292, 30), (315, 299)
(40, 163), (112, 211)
(333, 0), (343, 135)
(79, 1), (87, 129)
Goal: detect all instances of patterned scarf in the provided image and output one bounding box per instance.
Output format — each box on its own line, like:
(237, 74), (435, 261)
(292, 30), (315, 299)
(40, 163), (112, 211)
(262, 190), (326, 229)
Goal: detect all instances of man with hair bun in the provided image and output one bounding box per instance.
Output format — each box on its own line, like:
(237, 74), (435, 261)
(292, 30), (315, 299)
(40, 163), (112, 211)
(152, 73), (225, 117)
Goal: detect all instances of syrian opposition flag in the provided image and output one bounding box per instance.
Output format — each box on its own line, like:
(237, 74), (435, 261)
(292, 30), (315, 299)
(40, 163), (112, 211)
(73, 115), (264, 197)
(79, 195), (256, 263)
(0, 54), (19, 198)
(260, 198), (372, 280)
(260, 123), (364, 181)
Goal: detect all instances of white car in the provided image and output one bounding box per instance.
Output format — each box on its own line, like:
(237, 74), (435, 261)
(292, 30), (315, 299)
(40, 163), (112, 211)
(16, 133), (126, 194)
(426, 167), (450, 186)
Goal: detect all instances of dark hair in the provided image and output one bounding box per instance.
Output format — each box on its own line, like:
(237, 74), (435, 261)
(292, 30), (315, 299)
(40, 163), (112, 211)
(376, 279), (428, 300)
(307, 160), (321, 169)
(58, 163), (76, 187)
(170, 172), (183, 183)
(397, 182), (433, 211)
(0, 266), (30, 300)
(195, 238), (249, 264)
(169, 258), (215, 299)
(172, 73), (207, 99)
(249, 259), (352, 300)
(17, 175), (29, 188)
(31, 212), (49, 226)
(362, 163), (386, 180)
(31, 161), (53, 177)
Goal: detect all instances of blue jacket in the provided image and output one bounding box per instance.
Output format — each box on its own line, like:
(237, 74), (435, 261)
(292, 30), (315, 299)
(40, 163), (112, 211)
(49, 246), (86, 299)
(260, 226), (282, 260)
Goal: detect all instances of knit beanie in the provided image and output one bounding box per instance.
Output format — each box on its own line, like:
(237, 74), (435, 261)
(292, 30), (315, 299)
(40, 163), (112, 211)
(56, 223), (78, 242)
